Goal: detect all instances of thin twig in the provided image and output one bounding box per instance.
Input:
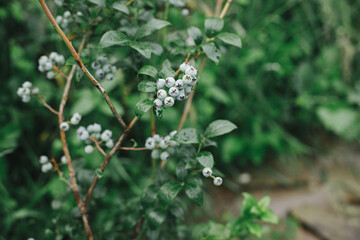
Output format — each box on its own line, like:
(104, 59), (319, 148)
(219, 0), (232, 19)
(126, 0), (135, 6)
(50, 157), (63, 177)
(39, 0), (127, 129)
(36, 94), (59, 115)
(90, 137), (107, 157)
(119, 147), (147, 151)
(52, 65), (68, 79)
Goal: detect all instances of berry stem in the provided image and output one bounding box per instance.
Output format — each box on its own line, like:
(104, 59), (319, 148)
(119, 147), (148, 151)
(197, 137), (206, 153)
(89, 137), (107, 157)
(52, 65), (68, 79)
(219, 0), (232, 19)
(36, 94), (59, 115)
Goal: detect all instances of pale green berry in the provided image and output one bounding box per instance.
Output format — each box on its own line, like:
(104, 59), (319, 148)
(202, 167), (212, 177)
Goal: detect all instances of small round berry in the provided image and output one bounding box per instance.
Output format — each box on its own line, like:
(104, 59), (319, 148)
(55, 55), (65, 65)
(164, 96), (175, 107)
(181, 8), (190, 16)
(159, 140), (169, 149)
(91, 61), (101, 70)
(49, 52), (58, 61)
(46, 71), (55, 79)
(61, 155), (67, 164)
(98, 56), (109, 64)
(160, 151), (170, 161)
(63, 10), (71, 18)
(101, 130), (112, 141)
(44, 62), (53, 71)
(55, 15), (63, 24)
(105, 139), (114, 148)
(185, 66), (197, 77)
(154, 98), (163, 108)
(96, 69), (105, 79)
(41, 162), (53, 173)
(185, 85), (193, 94)
(76, 11), (83, 16)
(105, 73), (114, 81)
(169, 130), (177, 138)
(169, 87), (180, 97)
(239, 173), (251, 184)
(213, 177), (223, 186)
(151, 149), (161, 159)
(39, 55), (49, 65)
(84, 145), (94, 154)
(202, 167), (212, 177)
(38, 65), (45, 73)
(157, 89), (167, 99)
(40, 155), (49, 164)
(175, 79), (185, 89)
(103, 64), (112, 73)
(31, 87), (39, 94)
(164, 136), (171, 141)
(17, 87), (24, 97)
(189, 76), (197, 86)
(77, 130), (89, 141)
(70, 113), (82, 125)
(145, 137), (155, 150)
(157, 78), (166, 89)
(111, 66), (117, 73)
(60, 122), (70, 131)
(182, 74), (192, 85)
(177, 90), (186, 101)
(22, 81), (32, 88)
(22, 95), (31, 103)
(165, 77), (176, 88)
(61, 19), (69, 28)
(92, 123), (102, 133)
(180, 62), (189, 72)
(167, 147), (176, 154)
(153, 134), (162, 143)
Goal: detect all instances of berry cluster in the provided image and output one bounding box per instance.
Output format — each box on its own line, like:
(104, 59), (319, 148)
(154, 62), (198, 111)
(39, 155), (53, 173)
(17, 81), (39, 103)
(91, 56), (117, 81)
(145, 131), (179, 161)
(76, 123), (114, 154)
(38, 52), (65, 79)
(202, 167), (223, 186)
(55, 11), (73, 32)
(60, 112), (82, 132)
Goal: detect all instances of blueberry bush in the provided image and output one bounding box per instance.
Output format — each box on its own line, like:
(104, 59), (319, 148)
(2, 0), (279, 239)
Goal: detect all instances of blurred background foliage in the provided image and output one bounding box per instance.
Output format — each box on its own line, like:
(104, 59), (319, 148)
(1, 0), (360, 239)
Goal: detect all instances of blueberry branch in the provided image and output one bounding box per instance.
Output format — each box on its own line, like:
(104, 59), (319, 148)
(35, 94), (59, 115)
(89, 137), (107, 157)
(38, 0), (127, 129)
(52, 65), (68, 79)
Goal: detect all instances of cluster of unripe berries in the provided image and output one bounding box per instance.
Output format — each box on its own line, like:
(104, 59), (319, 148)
(17, 81), (39, 103)
(145, 131), (179, 161)
(154, 62), (198, 110)
(91, 56), (117, 81)
(38, 52), (65, 79)
(76, 123), (114, 154)
(55, 11), (74, 32)
(202, 167), (223, 186)
(59, 112), (82, 132)
(39, 155), (53, 173)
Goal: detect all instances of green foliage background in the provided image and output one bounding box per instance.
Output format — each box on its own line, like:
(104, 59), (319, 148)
(1, 0), (360, 239)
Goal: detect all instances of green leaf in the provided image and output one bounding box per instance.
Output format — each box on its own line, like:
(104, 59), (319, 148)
(202, 42), (221, 64)
(66, 57), (89, 65)
(135, 18), (171, 39)
(245, 221), (262, 238)
(129, 42), (152, 59)
(159, 59), (176, 78)
(205, 18), (224, 37)
(89, 0), (105, 7)
(99, 31), (130, 48)
(217, 32), (242, 48)
(134, 99), (153, 117)
(188, 26), (203, 45)
(196, 151), (214, 168)
(112, 2), (129, 14)
(141, 185), (158, 207)
(205, 119), (237, 138)
(138, 65), (158, 79)
(137, 80), (156, 93)
(146, 208), (167, 229)
(184, 178), (203, 206)
(258, 196), (271, 209)
(158, 181), (182, 206)
(175, 162), (188, 181)
(261, 210), (279, 224)
(175, 128), (199, 144)
(123, 212), (139, 229)
(241, 193), (257, 215)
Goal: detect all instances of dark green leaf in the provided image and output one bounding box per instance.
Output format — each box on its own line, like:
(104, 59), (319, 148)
(217, 32), (242, 48)
(168, 204), (184, 219)
(188, 26), (203, 45)
(205, 18), (224, 37)
(89, 0), (105, 7)
(135, 18), (171, 39)
(137, 80), (156, 92)
(99, 31), (130, 48)
(175, 162), (188, 181)
(196, 151), (214, 168)
(158, 181), (182, 206)
(135, 99), (153, 117)
(184, 178), (203, 206)
(146, 208), (167, 228)
(141, 185), (158, 207)
(138, 65), (158, 79)
(202, 42), (221, 64)
(123, 212), (139, 229)
(145, 42), (164, 56)
(175, 128), (199, 144)
(205, 119), (237, 138)
(129, 42), (152, 58)
(112, 2), (129, 14)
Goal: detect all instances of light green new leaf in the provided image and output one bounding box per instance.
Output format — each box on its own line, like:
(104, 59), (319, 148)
(205, 120), (237, 138)
(99, 31), (130, 48)
(134, 99), (153, 117)
(138, 65), (158, 79)
(129, 42), (152, 58)
(188, 26), (203, 45)
(196, 151), (214, 168)
(217, 32), (242, 48)
(205, 17), (224, 36)
(112, 2), (129, 14)
(175, 128), (199, 144)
